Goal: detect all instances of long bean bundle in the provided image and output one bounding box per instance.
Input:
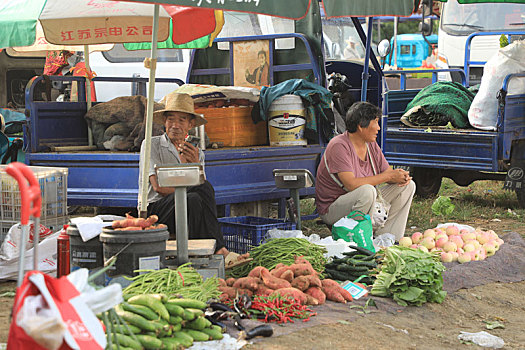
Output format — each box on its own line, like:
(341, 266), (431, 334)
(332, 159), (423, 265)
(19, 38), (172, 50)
(122, 263), (221, 302)
(228, 238), (327, 278)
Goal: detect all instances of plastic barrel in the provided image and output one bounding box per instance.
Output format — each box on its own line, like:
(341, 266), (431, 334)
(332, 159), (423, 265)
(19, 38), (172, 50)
(67, 223), (105, 285)
(268, 94), (307, 146)
(100, 226), (169, 278)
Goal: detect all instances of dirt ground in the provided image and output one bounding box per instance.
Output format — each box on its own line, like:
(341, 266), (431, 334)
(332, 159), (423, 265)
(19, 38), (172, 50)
(244, 281), (525, 350)
(1, 226), (524, 349)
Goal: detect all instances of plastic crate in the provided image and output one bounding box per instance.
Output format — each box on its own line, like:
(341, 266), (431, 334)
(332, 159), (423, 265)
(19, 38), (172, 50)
(218, 216), (296, 254)
(0, 165), (68, 235)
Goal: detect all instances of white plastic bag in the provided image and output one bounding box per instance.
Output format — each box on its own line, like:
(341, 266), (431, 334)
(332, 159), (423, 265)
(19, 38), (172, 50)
(458, 331), (504, 348)
(0, 221), (53, 260)
(373, 233), (396, 250)
(468, 40), (525, 130)
(16, 295), (66, 350)
(0, 232), (59, 281)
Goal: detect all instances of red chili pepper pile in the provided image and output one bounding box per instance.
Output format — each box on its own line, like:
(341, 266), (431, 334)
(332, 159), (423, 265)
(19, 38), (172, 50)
(249, 295), (317, 324)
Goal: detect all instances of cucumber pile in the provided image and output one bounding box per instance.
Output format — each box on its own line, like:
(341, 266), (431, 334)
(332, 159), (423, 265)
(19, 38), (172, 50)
(323, 246), (380, 285)
(106, 294), (224, 349)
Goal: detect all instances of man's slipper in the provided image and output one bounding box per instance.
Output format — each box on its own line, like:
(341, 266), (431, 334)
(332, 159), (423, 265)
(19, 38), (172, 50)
(224, 252), (253, 269)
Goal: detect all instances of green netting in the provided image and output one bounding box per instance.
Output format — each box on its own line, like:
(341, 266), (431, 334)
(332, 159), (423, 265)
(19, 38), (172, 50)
(402, 82), (476, 128)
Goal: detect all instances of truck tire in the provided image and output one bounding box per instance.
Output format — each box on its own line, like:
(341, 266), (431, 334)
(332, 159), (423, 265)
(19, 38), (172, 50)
(411, 167), (442, 198)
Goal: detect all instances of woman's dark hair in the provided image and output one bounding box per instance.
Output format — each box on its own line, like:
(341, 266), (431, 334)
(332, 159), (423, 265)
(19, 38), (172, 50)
(345, 101), (381, 133)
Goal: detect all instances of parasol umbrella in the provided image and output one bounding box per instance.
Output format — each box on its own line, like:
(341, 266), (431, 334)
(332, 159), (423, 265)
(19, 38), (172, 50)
(0, 0), (223, 184)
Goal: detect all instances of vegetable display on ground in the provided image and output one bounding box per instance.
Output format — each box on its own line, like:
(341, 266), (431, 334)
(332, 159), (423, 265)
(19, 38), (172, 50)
(101, 294), (224, 350)
(227, 237), (327, 279)
(122, 264), (221, 302)
(370, 246), (447, 306)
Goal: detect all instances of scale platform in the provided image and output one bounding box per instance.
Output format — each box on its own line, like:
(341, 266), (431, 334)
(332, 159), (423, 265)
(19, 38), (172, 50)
(165, 239), (225, 279)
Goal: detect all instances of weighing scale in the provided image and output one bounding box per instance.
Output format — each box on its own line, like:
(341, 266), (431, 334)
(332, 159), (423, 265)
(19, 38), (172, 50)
(273, 169), (314, 230)
(155, 164), (225, 279)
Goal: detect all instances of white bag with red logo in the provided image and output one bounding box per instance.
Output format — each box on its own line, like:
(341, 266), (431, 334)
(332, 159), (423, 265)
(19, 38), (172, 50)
(8, 269), (122, 350)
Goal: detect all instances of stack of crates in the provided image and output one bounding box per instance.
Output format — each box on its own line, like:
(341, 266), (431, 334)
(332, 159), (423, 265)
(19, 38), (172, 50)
(0, 165), (68, 242)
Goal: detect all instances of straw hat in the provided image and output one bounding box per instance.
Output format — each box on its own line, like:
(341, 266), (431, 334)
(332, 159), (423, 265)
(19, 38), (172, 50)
(153, 92), (207, 127)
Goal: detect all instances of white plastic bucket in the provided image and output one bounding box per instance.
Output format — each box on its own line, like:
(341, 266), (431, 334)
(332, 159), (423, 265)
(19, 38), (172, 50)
(268, 94), (307, 146)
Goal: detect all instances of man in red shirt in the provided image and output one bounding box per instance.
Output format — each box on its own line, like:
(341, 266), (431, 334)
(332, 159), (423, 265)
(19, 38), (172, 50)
(316, 102), (416, 241)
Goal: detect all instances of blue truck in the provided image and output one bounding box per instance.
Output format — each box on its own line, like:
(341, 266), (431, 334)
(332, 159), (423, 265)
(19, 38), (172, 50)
(382, 31), (525, 207)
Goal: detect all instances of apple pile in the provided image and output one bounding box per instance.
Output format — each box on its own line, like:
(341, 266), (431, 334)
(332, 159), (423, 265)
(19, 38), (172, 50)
(399, 225), (504, 263)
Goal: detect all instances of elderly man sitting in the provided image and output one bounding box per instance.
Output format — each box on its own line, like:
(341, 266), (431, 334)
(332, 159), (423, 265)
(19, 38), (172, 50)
(138, 92), (230, 257)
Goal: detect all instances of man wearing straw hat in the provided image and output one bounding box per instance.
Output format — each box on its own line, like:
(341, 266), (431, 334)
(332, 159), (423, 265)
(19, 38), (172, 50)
(138, 92), (231, 257)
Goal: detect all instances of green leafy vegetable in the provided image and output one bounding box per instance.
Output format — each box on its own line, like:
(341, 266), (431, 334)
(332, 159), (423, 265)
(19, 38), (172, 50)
(370, 246), (447, 306)
(432, 196), (455, 216)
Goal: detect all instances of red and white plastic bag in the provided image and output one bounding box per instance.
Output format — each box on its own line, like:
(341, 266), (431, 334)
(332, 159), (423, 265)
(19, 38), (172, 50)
(8, 269), (121, 349)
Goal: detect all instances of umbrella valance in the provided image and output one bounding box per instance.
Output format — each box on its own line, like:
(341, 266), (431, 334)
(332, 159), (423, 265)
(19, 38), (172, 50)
(117, 0), (421, 19)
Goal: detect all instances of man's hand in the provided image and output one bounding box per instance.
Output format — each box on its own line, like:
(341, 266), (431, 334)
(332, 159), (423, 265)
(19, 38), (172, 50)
(178, 141), (199, 163)
(385, 168), (412, 186)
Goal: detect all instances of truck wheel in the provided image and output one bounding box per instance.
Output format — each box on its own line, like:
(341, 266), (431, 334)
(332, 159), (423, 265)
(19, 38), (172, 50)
(411, 167), (442, 198)
(517, 188), (525, 209)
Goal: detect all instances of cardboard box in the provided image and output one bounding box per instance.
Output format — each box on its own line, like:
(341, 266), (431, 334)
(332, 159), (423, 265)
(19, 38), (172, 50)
(196, 106), (268, 147)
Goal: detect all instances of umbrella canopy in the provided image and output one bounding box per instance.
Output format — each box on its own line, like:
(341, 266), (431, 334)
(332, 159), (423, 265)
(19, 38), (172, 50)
(119, 0), (422, 18)
(0, 0), (223, 49)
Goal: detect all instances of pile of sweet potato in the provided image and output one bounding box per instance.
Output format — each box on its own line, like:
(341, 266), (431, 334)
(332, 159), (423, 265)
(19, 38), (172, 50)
(111, 214), (166, 231)
(219, 256), (353, 305)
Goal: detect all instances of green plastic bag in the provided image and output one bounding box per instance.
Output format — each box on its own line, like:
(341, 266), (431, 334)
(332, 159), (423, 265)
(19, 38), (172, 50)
(332, 210), (376, 253)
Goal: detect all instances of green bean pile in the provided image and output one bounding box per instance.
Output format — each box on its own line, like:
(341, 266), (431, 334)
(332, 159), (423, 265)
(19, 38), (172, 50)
(122, 263), (220, 302)
(228, 238), (327, 278)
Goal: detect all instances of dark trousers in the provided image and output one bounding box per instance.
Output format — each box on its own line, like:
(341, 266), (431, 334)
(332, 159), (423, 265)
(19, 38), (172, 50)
(147, 180), (225, 250)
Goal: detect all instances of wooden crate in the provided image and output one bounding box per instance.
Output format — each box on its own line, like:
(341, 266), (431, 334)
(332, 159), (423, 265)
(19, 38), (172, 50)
(196, 106), (268, 147)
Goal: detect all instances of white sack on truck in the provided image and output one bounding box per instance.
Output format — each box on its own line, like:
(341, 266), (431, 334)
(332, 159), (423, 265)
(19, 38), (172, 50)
(468, 40), (525, 131)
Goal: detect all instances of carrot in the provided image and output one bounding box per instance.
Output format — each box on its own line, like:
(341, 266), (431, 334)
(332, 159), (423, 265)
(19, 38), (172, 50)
(291, 276), (310, 292)
(305, 287), (326, 304)
(248, 266), (266, 278)
(261, 268), (292, 290)
(323, 286), (346, 303)
(280, 270), (294, 283)
(270, 288), (307, 305)
(233, 277), (259, 291)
